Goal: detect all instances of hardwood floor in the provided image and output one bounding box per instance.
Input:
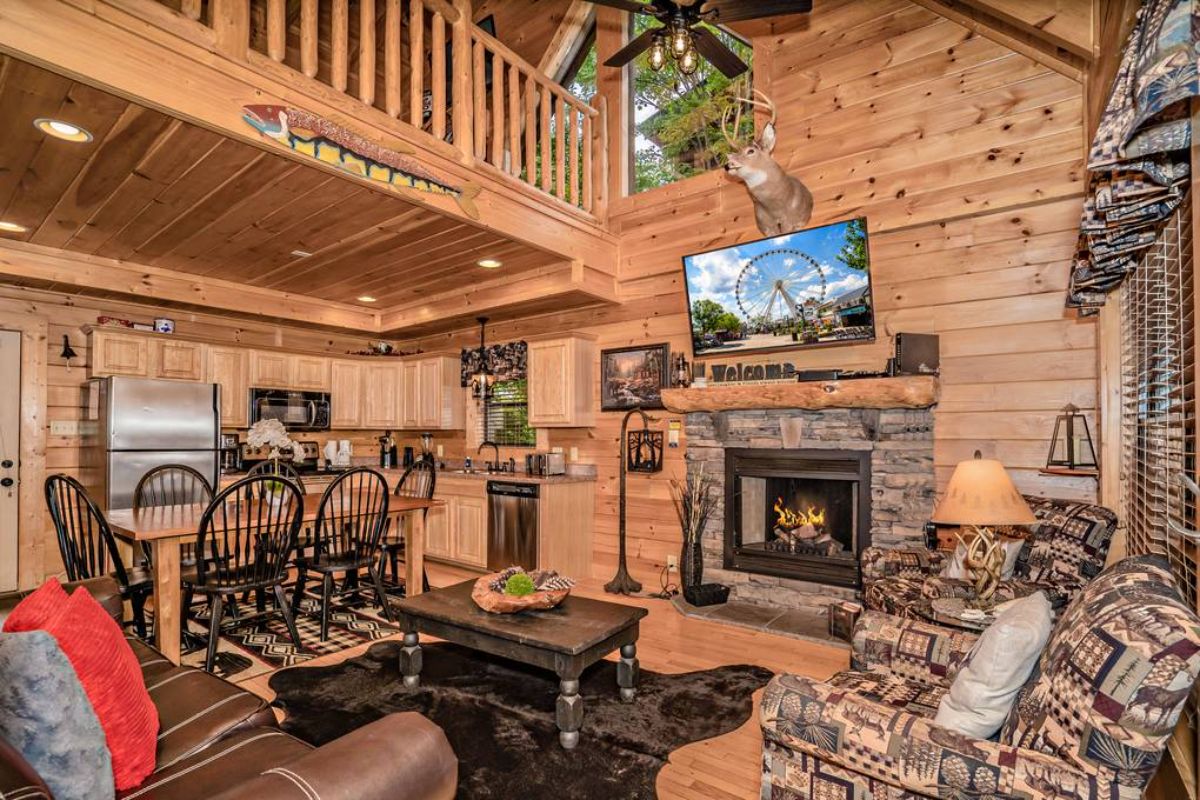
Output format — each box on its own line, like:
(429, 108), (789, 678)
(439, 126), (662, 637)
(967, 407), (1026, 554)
(233, 563), (850, 799)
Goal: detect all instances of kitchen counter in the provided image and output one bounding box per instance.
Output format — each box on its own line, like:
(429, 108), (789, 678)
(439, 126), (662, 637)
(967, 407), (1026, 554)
(221, 467), (596, 487)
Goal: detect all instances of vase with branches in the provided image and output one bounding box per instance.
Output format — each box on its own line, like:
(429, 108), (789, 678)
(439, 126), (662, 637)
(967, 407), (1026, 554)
(670, 463), (719, 592)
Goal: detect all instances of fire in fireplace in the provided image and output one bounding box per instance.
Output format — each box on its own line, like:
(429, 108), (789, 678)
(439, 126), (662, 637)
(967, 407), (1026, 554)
(725, 449), (870, 587)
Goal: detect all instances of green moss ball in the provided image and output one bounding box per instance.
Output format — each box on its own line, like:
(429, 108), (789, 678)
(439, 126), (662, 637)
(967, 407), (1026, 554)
(503, 573), (536, 597)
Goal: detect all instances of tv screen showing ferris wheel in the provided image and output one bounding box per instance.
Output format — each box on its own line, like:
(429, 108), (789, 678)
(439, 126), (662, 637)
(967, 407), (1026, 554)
(682, 217), (874, 358)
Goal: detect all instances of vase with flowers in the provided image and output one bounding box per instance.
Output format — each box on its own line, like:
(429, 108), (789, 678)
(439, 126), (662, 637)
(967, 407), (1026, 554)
(246, 419), (296, 503)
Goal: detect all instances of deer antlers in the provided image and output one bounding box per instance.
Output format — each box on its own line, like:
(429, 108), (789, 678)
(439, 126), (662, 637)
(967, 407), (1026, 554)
(721, 88), (777, 148)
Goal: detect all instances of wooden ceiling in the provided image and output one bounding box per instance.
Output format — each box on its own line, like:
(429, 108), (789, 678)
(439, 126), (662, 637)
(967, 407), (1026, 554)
(0, 55), (555, 310)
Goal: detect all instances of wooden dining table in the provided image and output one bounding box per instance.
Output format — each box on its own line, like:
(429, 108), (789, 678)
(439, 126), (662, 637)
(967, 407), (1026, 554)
(107, 494), (443, 664)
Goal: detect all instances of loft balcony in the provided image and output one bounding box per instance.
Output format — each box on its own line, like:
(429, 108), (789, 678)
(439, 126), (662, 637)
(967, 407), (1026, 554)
(0, 0), (618, 333)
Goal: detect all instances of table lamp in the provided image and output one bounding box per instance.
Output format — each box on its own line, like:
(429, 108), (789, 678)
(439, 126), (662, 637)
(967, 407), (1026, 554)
(930, 451), (1036, 608)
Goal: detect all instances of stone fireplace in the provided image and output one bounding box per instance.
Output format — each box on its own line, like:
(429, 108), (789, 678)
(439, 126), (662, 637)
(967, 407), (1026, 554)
(685, 406), (936, 611)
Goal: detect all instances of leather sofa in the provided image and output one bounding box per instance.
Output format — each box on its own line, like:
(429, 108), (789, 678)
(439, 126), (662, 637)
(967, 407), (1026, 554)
(0, 578), (458, 800)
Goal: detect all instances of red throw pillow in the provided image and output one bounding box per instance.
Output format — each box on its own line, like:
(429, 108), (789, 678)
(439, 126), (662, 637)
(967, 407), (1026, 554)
(2, 577), (68, 632)
(42, 588), (159, 790)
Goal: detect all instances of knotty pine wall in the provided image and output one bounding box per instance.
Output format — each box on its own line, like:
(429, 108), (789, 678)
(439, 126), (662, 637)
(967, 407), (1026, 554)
(400, 0), (1100, 586)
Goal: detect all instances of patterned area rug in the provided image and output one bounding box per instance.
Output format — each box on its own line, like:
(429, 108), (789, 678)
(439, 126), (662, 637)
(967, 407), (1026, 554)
(174, 591), (398, 680)
(269, 641), (773, 798)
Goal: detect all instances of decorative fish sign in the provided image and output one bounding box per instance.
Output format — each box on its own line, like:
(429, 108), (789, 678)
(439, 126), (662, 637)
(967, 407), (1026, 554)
(242, 104), (481, 220)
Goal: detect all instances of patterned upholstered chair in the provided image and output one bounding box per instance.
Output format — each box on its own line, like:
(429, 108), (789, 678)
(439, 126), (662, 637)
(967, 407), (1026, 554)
(861, 496), (1119, 616)
(760, 555), (1200, 800)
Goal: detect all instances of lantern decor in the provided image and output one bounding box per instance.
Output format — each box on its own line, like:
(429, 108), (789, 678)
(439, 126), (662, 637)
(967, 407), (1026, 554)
(469, 316), (494, 401)
(606, 408), (658, 596)
(1045, 403), (1098, 474)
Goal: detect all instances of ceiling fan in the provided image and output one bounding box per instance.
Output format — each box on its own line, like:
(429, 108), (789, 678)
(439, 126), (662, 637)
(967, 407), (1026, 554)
(591, 0), (813, 78)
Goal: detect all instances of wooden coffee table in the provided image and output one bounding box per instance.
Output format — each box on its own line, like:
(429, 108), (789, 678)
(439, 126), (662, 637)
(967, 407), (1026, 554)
(394, 580), (648, 749)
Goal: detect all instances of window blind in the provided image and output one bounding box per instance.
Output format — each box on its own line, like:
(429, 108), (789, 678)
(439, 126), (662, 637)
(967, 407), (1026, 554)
(479, 379), (535, 447)
(1120, 193), (1199, 612)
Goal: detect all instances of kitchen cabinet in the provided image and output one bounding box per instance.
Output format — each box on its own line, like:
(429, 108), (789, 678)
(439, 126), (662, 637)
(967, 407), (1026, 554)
(361, 362), (401, 428)
(292, 355), (331, 391)
(423, 504), (452, 559)
(152, 339), (206, 381)
(249, 350), (292, 389)
(330, 360), (363, 428)
(400, 360), (420, 429)
(411, 356), (464, 430)
(88, 329), (149, 378)
(452, 495), (486, 567)
(208, 346), (249, 427)
(527, 335), (595, 427)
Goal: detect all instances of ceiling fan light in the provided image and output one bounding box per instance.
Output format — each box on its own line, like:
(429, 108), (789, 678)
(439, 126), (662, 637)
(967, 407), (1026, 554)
(648, 37), (668, 71)
(669, 25), (691, 57)
(679, 47), (700, 75)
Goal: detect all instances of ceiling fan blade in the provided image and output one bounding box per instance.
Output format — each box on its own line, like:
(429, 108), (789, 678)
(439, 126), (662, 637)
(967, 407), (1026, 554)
(699, 0), (812, 23)
(588, 0), (661, 14)
(602, 27), (660, 68)
(690, 27), (749, 78)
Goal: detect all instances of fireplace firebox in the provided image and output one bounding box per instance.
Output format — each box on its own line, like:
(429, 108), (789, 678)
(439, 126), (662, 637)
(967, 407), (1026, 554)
(724, 448), (870, 588)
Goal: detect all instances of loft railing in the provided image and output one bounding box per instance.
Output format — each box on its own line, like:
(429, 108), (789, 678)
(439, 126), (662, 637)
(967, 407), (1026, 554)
(161, 0), (605, 216)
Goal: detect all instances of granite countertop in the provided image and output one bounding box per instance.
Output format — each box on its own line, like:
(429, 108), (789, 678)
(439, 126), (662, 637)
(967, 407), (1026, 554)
(221, 466), (596, 486)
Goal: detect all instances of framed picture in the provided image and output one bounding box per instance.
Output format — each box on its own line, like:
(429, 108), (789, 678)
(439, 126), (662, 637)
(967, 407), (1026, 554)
(601, 343), (670, 411)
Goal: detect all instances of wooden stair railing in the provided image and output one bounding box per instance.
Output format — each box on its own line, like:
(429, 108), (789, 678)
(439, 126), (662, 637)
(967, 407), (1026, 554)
(156, 0), (604, 216)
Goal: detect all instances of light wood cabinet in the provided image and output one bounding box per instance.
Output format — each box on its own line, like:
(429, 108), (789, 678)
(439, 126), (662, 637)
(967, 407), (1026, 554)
(410, 356), (464, 430)
(452, 495), (487, 568)
(249, 350), (292, 388)
(292, 355), (331, 391)
(527, 335), (595, 427)
(330, 360), (362, 428)
(152, 339), (206, 381)
(423, 504), (453, 559)
(400, 360), (420, 429)
(88, 330), (149, 378)
(361, 362), (401, 428)
(208, 346), (249, 427)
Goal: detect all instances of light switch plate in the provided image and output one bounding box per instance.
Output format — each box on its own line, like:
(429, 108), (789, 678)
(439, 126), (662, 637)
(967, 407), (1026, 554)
(569, 447), (578, 462)
(50, 420), (80, 436)
(436, 444), (444, 457)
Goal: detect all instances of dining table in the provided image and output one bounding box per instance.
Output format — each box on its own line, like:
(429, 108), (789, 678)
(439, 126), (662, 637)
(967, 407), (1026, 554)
(107, 493), (443, 665)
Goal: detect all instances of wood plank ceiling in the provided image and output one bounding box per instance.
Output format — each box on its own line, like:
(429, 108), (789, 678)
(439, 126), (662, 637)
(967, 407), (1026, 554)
(0, 55), (555, 310)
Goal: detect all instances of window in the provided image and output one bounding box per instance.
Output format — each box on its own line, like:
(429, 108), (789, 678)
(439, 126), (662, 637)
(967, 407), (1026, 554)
(1119, 192), (1199, 611)
(481, 379), (536, 447)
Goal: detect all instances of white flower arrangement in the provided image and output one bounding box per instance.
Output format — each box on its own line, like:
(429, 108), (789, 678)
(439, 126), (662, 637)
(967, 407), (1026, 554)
(246, 418), (296, 460)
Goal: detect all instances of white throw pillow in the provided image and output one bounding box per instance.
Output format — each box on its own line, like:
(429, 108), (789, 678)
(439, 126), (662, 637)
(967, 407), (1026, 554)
(941, 536), (1025, 580)
(933, 591), (1052, 739)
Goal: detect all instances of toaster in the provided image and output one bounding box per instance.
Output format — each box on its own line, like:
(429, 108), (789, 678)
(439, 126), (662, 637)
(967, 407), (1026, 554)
(525, 451), (565, 476)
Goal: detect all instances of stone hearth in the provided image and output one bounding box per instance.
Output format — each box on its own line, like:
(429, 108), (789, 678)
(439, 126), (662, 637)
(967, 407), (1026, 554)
(685, 407), (935, 612)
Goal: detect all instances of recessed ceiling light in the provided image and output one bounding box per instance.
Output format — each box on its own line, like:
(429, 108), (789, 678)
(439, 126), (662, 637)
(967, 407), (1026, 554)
(357, 295), (377, 303)
(0, 221), (28, 234)
(33, 118), (93, 143)
(477, 258), (502, 269)
(290, 249), (313, 258)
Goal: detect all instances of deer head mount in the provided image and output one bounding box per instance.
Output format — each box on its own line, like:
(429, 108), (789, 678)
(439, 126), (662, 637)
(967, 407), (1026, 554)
(722, 90), (813, 237)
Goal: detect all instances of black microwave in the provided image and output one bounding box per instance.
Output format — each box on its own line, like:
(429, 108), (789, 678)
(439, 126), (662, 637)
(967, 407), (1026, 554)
(249, 388), (331, 431)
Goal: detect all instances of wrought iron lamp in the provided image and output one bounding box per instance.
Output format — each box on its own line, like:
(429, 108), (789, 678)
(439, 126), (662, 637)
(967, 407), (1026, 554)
(1045, 403), (1097, 472)
(930, 451), (1036, 609)
(606, 408), (658, 595)
(469, 316), (494, 401)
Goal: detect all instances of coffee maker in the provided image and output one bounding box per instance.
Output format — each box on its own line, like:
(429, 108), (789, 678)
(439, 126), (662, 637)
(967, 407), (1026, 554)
(219, 433), (242, 474)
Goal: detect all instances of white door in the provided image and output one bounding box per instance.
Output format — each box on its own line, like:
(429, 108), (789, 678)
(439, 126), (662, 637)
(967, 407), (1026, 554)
(0, 331), (20, 591)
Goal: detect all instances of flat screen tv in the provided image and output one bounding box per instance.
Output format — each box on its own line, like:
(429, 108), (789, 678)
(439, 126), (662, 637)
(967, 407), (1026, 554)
(682, 217), (874, 358)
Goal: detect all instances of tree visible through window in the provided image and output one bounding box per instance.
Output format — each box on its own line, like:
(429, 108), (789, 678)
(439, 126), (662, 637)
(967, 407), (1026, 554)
(565, 19), (753, 194)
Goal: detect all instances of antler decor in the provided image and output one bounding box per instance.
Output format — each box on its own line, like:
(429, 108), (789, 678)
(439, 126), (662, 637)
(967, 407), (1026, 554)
(721, 89), (813, 237)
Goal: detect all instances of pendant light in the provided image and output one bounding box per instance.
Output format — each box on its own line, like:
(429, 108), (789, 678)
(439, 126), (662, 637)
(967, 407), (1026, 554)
(647, 33), (668, 72)
(470, 316), (494, 401)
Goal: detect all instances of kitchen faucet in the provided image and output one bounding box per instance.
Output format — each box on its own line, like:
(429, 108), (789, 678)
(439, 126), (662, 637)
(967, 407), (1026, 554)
(478, 440), (500, 471)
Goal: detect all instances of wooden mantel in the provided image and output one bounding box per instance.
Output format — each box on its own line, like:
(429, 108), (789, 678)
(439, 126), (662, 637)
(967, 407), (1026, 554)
(660, 376), (939, 413)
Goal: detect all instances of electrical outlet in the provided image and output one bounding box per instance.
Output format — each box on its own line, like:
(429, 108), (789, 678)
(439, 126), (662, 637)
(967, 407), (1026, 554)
(666, 554), (678, 571)
(436, 444), (444, 457)
(569, 446), (578, 462)
(50, 420), (80, 437)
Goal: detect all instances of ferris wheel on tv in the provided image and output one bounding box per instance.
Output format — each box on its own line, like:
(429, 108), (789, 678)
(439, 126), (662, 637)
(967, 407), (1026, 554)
(734, 248), (827, 325)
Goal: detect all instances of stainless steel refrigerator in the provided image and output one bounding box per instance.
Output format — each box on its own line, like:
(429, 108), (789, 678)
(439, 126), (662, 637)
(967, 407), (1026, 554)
(84, 376), (221, 511)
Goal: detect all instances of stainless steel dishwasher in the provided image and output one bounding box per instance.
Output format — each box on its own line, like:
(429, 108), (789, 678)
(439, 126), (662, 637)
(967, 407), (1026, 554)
(487, 481), (539, 571)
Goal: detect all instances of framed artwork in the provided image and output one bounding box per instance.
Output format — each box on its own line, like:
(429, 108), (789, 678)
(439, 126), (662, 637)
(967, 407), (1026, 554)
(601, 343), (670, 411)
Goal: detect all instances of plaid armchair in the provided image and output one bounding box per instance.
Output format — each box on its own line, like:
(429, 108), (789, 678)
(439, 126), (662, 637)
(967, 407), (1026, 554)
(761, 555), (1200, 800)
(861, 496), (1118, 616)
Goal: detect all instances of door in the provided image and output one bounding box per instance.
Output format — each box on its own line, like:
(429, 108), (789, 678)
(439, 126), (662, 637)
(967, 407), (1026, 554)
(418, 358), (441, 428)
(528, 340), (570, 425)
(424, 501), (452, 558)
(91, 331), (149, 377)
(293, 356), (331, 390)
(0, 331), (19, 591)
(400, 360), (420, 429)
(105, 377), (219, 451)
(153, 340), (206, 381)
(107, 449), (220, 510)
(208, 347), (249, 427)
(453, 495), (486, 567)
(330, 360), (362, 428)
(362, 363), (400, 428)
(249, 350), (292, 388)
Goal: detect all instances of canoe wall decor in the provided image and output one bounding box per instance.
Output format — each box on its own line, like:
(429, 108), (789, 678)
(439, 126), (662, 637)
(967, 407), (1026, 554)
(242, 104), (481, 220)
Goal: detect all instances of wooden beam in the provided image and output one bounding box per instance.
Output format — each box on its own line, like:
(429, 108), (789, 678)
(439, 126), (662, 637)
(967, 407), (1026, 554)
(594, 7), (629, 203)
(0, 0), (618, 274)
(537, 0), (593, 82)
(955, 0), (1094, 60)
(378, 260), (618, 335)
(660, 377), (941, 413)
(0, 240), (381, 332)
(911, 0), (1086, 82)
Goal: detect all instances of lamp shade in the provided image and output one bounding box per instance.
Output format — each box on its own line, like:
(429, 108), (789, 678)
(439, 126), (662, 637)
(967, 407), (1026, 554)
(931, 456), (1036, 526)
